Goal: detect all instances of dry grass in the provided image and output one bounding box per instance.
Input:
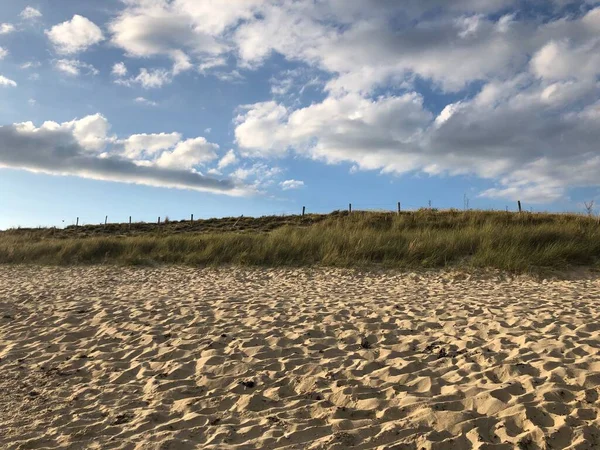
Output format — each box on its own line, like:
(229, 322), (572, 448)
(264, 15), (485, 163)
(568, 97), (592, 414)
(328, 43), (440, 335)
(2, 209), (600, 272)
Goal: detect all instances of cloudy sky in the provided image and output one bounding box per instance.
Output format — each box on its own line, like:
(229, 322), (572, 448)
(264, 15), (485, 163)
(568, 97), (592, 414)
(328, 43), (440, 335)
(1, 0), (599, 227)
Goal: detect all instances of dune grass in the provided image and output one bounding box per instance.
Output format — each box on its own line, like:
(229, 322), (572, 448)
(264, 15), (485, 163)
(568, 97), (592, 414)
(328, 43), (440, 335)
(1, 209), (600, 273)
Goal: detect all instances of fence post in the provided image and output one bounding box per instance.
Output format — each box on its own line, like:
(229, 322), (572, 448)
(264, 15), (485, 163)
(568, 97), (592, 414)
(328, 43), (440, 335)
(397, 202), (401, 215)
(104, 216), (108, 227)
(191, 213), (194, 222)
(518, 201), (522, 213)
(76, 217), (79, 227)
(349, 203), (352, 214)
(158, 216), (161, 225)
(129, 216), (132, 229)
(302, 206), (306, 217)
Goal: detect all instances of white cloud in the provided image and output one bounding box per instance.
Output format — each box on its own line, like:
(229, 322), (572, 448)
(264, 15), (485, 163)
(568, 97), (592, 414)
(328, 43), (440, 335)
(104, 0), (600, 95)
(0, 115), (249, 195)
(20, 61), (41, 70)
(54, 59), (99, 76)
(214, 70), (243, 82)
(9, 1), (600, 202)
(217, 149), (238, 169)
(134, 97), (158, 106)
(28, 99), (36, 106)
(134, 68), (171, 88)
(0, 47), (7, 60)
(0, 76), (17, 87)
(270, 68), (323, 97)
(171, 49), (193, 75)
(229, 4), (600, 202)
(235, 70), (600, 203)
(236, 93), (432, 169)
(0, 23), (15, 35)
(231, 163), (282, 189)
(46, 15), (104, 54)
(20, 7), (42, 20)
(234, 101), (290, 157)
(198, 56), (227, 73)
(109, 2), (227, 62)
(232, 4), (535, 93)
(67, 113), (111, 151)
(280, 179), (305, 190)
(108, 0), (269, 83)
(105, 0), (535, 94)
(122, 133), (182, 159)
(531, 39), (600, 82)
(156, 137), (219, 169)
(116, 68), (172, 89)
(112, 62), (128, 77)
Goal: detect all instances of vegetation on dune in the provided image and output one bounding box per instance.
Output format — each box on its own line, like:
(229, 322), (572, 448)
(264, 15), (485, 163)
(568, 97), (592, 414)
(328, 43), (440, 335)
(1, 209), (600, 273)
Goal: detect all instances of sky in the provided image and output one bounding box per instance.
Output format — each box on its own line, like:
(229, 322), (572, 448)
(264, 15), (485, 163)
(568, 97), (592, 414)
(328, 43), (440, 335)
(1, 0), (600, 228)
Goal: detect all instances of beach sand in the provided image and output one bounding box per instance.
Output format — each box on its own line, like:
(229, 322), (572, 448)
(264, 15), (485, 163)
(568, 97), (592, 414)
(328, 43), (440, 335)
(1, 266), (599, 449)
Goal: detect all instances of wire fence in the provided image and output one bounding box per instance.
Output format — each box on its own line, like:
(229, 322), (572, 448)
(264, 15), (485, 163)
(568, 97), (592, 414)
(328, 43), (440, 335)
(26, 198), (599, 230)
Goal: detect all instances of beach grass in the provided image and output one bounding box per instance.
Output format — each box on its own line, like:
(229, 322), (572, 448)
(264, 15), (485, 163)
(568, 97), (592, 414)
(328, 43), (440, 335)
(2, 209), (600, 272)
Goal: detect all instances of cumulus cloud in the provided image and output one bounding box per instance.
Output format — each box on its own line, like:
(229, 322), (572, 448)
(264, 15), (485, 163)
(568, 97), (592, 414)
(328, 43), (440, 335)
(54, 59), (99, 76)
(104, 1), (592, 96)
(155, 137), (219, 170)
(0, 75), (17, 87)
(46, 15), (104, 54)
(20, 6), (42, 20)
(0, 115), (248, 195)
(229, 3), (600, 202)
(17, 0), (600, 202)
(0, 47), (7, 60)
(235, 93), (433, 168)
(109, 1), (228, 69)
(104, 1), (538, 93)
(122, 132), (182, 159)
(235, 68), (600, 202)
(280, 179), (305, 190)
(0, 23), (15, 34)
(112, 62), (128, 77)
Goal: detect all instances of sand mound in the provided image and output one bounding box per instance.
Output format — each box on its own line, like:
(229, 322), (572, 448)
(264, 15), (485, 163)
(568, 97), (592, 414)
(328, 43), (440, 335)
(1, 266), (599, 449)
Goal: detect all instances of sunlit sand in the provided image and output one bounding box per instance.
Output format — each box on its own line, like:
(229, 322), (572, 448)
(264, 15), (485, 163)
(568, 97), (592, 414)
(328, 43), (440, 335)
(1, 266), (599, 449)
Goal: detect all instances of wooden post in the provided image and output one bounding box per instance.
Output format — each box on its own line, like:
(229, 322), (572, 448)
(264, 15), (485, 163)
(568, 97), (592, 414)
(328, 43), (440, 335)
(129, 216), (132, 229)
(349, 203), (352, 214)
(397, 202), (401, 215)
(158, 216), (161, 225)
(76, 217), (79, 227)
(518, 201), (522, 213)
(191, 213), (194, 222)
(233, 215), (243, 228)
(302, 206), (306, 217)
(104, 215), (108, 227)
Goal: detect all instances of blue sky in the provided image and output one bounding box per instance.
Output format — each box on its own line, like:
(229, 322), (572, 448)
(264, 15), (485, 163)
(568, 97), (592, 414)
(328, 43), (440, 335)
(1, 0), (599, 228)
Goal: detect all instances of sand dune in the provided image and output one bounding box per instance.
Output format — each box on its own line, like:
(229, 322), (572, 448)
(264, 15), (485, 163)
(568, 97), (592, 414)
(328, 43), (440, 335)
(1, 266), (600, 449)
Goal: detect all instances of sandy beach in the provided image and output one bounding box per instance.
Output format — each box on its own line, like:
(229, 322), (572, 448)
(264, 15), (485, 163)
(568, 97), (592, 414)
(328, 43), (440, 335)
(1, 266), (599, 449)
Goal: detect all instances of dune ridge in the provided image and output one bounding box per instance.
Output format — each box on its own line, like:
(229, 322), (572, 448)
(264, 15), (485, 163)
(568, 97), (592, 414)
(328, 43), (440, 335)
(1, 266), (600, 449)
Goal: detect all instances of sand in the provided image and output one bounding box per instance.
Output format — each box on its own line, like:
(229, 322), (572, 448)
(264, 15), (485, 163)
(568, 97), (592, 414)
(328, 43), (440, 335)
(1, 266), (599, 449)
